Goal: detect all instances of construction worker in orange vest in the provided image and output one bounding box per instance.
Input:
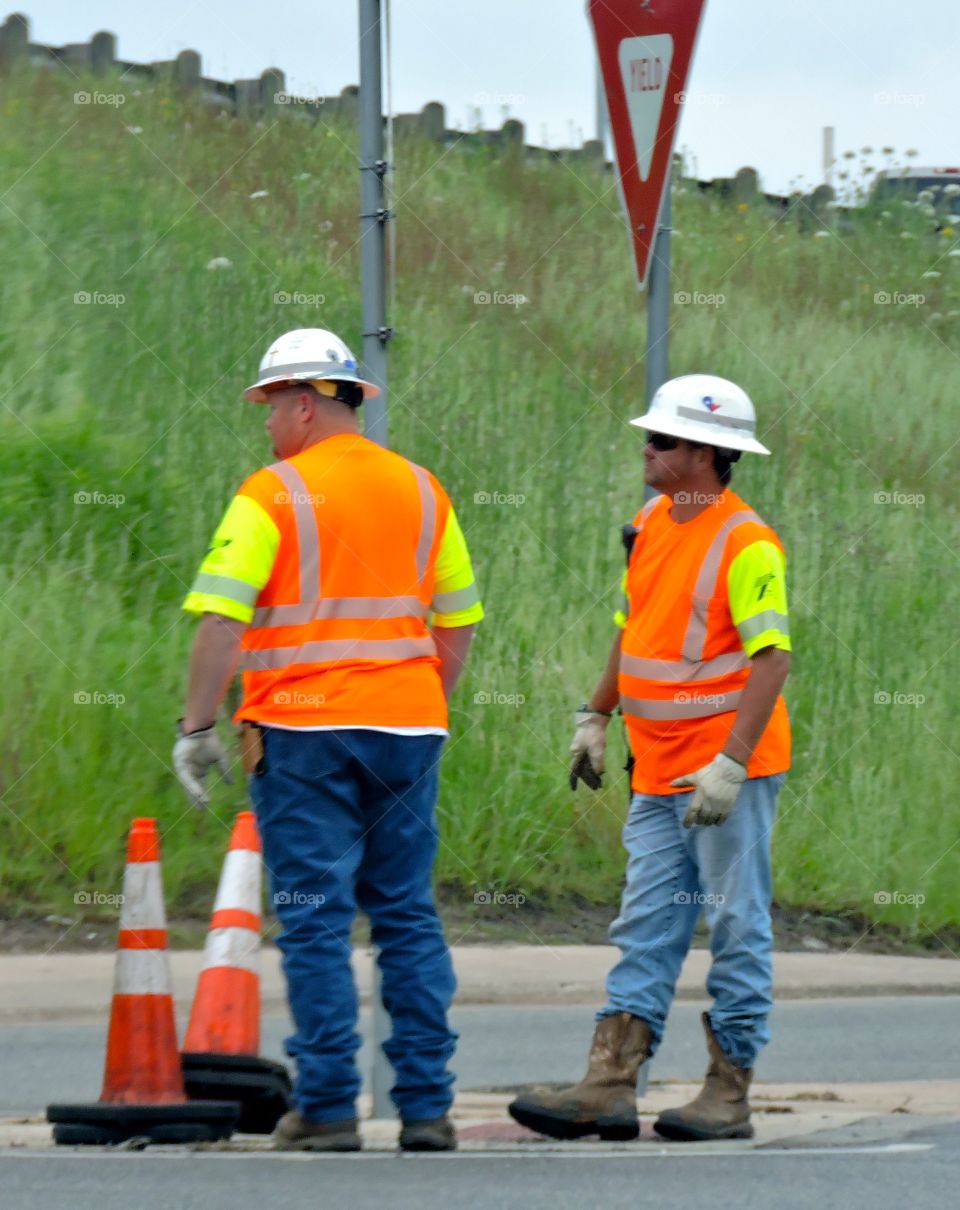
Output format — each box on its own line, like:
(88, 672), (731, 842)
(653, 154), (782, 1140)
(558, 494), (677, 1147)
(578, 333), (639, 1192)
(510, 374), (791, 1143)
(172, 328), (483, 1153)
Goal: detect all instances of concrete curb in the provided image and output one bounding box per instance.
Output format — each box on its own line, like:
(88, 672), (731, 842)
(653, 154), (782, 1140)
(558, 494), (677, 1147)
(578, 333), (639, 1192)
(1, 946), (957, 1023)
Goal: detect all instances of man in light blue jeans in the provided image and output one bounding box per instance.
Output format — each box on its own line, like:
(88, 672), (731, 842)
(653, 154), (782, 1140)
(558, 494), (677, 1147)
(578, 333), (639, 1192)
(509, 374), (791, 1143)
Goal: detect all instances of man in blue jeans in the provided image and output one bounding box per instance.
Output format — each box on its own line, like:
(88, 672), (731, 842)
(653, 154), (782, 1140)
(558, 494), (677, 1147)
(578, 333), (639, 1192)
(510, 374), (791, 1142)
(172, 328), (482, 1151)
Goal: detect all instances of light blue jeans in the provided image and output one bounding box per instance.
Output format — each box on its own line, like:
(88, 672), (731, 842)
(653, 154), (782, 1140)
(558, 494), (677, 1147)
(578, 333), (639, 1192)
(601, 775), (784, 1068)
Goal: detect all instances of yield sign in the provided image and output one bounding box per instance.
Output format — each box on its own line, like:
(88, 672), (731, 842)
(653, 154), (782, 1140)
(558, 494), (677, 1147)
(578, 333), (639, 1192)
(589, 0), (707, 286)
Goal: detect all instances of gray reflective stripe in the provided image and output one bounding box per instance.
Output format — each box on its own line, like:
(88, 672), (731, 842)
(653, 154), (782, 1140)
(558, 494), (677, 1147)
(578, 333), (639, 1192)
(620, 691), (742, 720)
(241, 636), (437, 671)
(676, 406), (756, 435)
(620, 650), (749, 683)
(431, 583), (480, 614)
(261, 360), (357, 380)
(737, 609), (789, 642)
(267, 461), (321, 602)
(252, 596), (428, 628)
(190, 573), (260, 608)
(681, 510), (762, 662)
(410, 463), (437, 587)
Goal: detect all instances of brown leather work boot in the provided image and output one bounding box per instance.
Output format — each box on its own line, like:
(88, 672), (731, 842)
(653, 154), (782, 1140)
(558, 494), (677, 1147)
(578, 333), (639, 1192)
(272, 1110), (362, 1151)
(399, 1115), (457, 1151)
(654, 1012), (754, 1141)
(508, 1012), (651, 1140)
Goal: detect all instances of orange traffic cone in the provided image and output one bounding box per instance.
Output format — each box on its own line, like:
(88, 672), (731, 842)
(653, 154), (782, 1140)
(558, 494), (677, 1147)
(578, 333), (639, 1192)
(181, 811), (291, 1133)
(47, 819), (239, 1145)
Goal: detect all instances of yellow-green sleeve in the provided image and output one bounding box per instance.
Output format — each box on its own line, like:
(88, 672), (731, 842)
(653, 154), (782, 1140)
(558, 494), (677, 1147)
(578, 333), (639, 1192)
(430, 508), (483, 628)
(613, 570), (629, 629)
(727, 540), (791, 656)
(181, 494), (281, 623)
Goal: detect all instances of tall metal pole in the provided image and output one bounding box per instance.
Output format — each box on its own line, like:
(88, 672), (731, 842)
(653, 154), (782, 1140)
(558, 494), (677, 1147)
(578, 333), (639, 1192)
(644, 185), (671, 413)
(358, 0), (393, 1120)
(595, 57), (607, 151)
(358, 0), (390, 448)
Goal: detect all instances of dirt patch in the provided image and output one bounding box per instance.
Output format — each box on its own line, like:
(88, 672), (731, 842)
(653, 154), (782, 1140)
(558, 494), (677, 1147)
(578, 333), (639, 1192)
(1, 897), (956, 957)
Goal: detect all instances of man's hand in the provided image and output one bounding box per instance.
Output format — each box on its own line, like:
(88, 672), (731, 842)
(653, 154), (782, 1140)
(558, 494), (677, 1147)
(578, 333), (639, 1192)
(672, 753), (746, 828)
(173, 723), (233, 810)
(569, 708), (611, 791)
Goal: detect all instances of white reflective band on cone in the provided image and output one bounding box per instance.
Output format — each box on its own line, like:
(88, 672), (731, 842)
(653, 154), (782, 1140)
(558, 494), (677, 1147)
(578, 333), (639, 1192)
(212, 850), (261, 914)
(113, 947), (174, 995)
(200, 926), (260, 975)
(118, 862), (167, 931)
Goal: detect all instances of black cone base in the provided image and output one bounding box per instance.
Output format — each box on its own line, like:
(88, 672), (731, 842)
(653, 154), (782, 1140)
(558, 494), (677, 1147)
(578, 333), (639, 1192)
(182, 1053), (292, 1134)
(47, 1100), (239, 1146)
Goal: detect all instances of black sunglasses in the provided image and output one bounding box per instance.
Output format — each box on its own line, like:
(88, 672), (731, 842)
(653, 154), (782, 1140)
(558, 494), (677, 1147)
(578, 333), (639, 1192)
(645, 431), (681, 452)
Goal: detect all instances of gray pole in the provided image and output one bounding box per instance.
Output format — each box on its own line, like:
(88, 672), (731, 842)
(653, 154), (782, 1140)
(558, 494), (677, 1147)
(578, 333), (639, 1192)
(595, 57), (607, 151)
(358, 0), (390, 448)
(358, 0), (393, 1120)
(644, 185), (671, 412)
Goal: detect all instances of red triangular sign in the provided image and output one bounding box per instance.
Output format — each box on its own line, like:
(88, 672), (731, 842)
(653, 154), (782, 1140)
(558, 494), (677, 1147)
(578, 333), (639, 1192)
(589, 0), (707, 286)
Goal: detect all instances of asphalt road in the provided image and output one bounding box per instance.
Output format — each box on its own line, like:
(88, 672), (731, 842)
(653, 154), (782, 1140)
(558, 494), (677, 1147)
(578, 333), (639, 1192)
(2, 997), (958, 1117)
(0, 1124), (957, 1210)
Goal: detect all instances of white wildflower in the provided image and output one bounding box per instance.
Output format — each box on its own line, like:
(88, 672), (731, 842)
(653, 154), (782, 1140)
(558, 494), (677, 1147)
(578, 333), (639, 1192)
(249, 190), (270, 199)
(295, 172), (312, 181)
(943, 183), (960, 197)
(125, 126), (143, 135)
(813, 230), (831, 238)
(917, 189), (935, 203)
(948, 248), (960, 258)
(206, 257), (233, 271)
(921, 270), (941, 279)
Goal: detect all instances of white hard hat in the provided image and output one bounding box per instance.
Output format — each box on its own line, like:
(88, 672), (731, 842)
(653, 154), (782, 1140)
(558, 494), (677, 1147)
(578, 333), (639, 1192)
(629, 374), (771, 455)
(244, 328), (380, 402)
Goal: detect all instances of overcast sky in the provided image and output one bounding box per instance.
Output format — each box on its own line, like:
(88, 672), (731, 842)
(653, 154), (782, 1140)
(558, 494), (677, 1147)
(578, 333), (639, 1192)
(19, 1), (955, 194)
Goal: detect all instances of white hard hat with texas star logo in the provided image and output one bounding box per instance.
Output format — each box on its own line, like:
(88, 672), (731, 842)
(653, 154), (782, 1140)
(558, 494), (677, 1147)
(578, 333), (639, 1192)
(244, 328), (381, 402)
(630, 373), (771, 455)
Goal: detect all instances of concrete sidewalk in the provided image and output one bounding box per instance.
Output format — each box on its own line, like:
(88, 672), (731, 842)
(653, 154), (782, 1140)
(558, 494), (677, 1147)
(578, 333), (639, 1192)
(2, 946), (958, 1023)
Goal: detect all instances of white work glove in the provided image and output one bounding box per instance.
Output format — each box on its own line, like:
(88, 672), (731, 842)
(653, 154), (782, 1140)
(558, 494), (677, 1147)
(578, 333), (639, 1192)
(569, 707), (612, 791)
(672, 753), (747, 828)
(173, 723), (233, 810)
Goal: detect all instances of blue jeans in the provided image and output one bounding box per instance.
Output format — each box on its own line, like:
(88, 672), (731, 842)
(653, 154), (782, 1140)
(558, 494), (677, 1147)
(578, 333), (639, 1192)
(601, 775), (783, 1068)
(249, 727), (457, 1123)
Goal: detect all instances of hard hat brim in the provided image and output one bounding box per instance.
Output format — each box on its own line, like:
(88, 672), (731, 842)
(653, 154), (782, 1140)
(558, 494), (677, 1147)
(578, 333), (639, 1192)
(629, 411), (771, 456)
(244, 371), (381, 403)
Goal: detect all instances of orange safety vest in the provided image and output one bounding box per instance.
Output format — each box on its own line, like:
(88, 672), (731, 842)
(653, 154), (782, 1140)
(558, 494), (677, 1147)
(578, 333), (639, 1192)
(619, 488), (791, 794)
(235, 434), (450, 729)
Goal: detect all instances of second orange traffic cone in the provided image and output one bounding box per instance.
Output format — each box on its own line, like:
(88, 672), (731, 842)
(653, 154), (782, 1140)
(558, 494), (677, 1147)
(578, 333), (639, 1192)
(182, 811), (291, 1133)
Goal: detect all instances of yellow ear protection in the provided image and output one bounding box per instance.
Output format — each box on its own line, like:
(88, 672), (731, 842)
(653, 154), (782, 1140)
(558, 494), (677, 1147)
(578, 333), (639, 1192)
(310, 379), (363, 408)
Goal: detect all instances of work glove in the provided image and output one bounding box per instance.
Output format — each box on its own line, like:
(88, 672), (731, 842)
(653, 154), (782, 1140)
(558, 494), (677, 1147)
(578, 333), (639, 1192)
(672, 753), (746, 828)
(172, 722), (233, 810)
(569, 707), (612, 791)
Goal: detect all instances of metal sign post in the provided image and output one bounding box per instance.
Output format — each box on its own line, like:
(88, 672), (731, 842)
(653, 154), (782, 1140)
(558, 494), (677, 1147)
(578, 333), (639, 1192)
(358, 0), (393, 1119)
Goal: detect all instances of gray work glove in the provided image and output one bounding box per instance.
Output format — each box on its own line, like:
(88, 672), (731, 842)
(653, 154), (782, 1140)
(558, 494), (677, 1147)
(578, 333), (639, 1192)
(569, 708), (611, 791)
(172, 722), (233, 810)
(672, 753), (746, 828)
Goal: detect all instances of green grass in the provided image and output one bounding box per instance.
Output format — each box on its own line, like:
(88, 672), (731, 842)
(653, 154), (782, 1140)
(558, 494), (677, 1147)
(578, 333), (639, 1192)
(1, 69), (958, 938)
